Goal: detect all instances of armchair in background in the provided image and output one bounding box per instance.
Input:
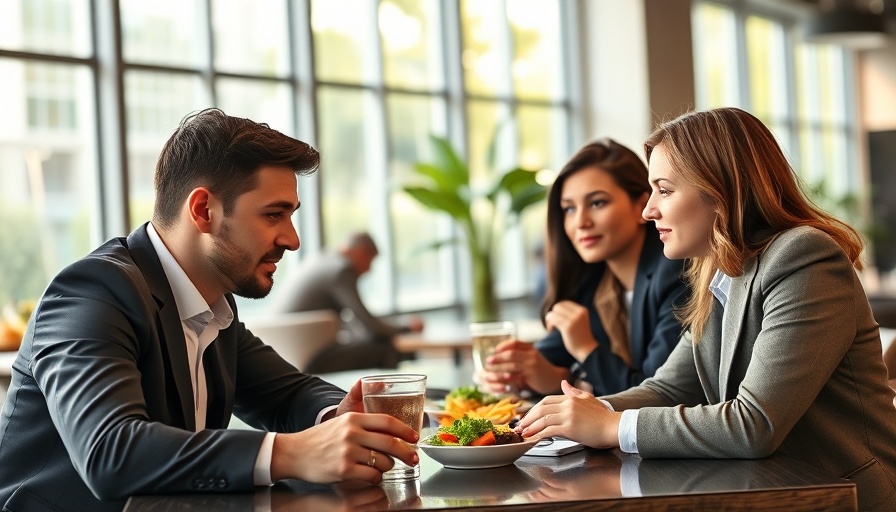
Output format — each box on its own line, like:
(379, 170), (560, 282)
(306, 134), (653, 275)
(242, 310), (340, 372)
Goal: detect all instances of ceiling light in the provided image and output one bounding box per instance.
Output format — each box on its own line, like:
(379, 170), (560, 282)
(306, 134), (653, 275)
(803, 4), (891, 49)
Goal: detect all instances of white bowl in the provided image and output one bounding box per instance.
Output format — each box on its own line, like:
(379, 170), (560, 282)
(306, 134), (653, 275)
(419, 438), (540, 470)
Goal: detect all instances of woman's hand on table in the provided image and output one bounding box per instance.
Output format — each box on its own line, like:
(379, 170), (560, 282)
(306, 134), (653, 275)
(270, 380), (419, 485)
(515, 381), (621, 450)
(545, 301), (599, 363)
(480, 340), (569, 396)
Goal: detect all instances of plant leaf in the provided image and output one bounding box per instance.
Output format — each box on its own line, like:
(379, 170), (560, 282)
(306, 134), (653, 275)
(487, 167), (545, 204)
(499, 167), (541, 194)
(484, 119), (511, 171)
(429, 135), (469, 189)
(412, 162), (463, 192)
(404, 237), (460, 259)
(509, 184), (548, 217)
(402, 186), (471, 221)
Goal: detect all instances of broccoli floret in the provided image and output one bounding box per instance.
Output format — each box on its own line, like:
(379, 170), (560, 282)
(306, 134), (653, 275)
(442, 416), (494, 445)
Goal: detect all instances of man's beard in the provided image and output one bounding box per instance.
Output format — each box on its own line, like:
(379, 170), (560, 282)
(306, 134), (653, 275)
(210, 221), (280, 299)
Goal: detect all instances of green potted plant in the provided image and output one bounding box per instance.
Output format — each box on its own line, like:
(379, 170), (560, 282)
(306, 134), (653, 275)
(402, 134), (548, 322)
(806, 179), (886, 249)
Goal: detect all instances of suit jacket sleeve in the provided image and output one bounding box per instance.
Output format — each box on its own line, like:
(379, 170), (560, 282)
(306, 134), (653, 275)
(607, 228), (863, 458)
(603, 328), (706, 409)
(580, 257), (689, 394)
(537, 255), (689, 396)
(30, 253), (342, 501)
(535, 326), (578, 371)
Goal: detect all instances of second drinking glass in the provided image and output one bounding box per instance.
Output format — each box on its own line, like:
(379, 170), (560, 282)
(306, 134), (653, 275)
(470, 321), (516, 393)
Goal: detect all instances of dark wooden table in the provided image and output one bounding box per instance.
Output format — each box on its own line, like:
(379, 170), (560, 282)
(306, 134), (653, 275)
(125, 448), (856, 511)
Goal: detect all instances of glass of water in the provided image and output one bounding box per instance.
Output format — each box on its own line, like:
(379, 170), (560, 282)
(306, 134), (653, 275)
(470, 321), (516, 389)
(361, 374), (427, 481)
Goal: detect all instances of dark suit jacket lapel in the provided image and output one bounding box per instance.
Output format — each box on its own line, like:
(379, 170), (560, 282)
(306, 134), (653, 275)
(629, 224), (662, 365)
(203, 345), (230, 428)
(126, 223), (197, 431)
(204, 295), (238, 429)
(719, 257), (759, 400)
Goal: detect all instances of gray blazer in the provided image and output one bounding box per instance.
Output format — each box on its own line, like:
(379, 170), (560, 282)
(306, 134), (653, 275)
(0, 224), (345, 511)
(603, 226), (896, 511)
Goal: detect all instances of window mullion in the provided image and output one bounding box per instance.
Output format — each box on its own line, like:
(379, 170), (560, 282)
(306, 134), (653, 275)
(733, 2), (751, 110)
(93, 0), (128, 238)
(782, 21), (801, 170)
(368, 0), (396, 312)
(289, 0), (324, 256)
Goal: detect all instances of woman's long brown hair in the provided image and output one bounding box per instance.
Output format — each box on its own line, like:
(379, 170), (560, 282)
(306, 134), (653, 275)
(643, 107), (863, 342)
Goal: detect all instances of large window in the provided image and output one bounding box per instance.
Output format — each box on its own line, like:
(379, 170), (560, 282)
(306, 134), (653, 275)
(0, 0), (96, 308)
(0, 0), (574, 318)
(693, 1), (858, 198)
(310, 0), (570, 313)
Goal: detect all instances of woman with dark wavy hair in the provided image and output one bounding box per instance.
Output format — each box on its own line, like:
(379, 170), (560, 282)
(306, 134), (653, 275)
(481, 138), (688, 397)
(517, 107), (896, 511)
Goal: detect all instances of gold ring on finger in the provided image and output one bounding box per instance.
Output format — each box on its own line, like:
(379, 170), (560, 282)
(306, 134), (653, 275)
(367, 450), (376, 467)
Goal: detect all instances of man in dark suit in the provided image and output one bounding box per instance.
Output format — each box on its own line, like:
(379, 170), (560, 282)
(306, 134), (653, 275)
(0, 109), (418, 511)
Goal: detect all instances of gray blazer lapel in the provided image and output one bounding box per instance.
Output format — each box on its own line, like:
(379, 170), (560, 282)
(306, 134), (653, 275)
(719, 258), (759, 400)
(696, 304), (723, 404)
(127, 224), (197, 431)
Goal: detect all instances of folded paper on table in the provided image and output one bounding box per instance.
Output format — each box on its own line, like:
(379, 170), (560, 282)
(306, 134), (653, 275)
(524, 437), (584, 457)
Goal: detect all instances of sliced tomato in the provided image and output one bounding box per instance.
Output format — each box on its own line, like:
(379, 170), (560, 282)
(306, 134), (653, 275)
(469, 430), (496, 446)
(438, 432), (458, 443)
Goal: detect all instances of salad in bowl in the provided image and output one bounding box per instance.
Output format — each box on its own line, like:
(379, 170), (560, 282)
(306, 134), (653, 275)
(419, 417), (538, 469)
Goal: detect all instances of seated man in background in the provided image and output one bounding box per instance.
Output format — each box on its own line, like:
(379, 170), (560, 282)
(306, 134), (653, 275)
(270, 232), (424, 372)
(0, 109), (418, 512)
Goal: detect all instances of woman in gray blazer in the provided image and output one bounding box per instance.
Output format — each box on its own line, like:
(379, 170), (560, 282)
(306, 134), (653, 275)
(516, 107), (896, 511)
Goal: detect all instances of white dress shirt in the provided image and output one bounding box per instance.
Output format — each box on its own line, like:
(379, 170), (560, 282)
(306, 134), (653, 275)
(147, 223), (282, 485)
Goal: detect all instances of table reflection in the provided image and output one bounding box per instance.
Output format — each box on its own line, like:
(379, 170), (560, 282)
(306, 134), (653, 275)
(518, 450), (624, 502)
(421, 464), (539, 506)
(265, 480), (393, 512)
(126, 449), (856, 511)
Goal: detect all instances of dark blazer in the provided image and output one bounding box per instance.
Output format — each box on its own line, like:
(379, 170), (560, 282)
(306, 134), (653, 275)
(536, 223), (689, 396)
(0, 224), (345, 512)
(604, 227), (896, 511)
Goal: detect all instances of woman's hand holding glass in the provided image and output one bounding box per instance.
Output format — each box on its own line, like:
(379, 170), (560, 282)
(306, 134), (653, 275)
(480, 340), (570, 396)
(545, 301), (599, 363)
(515, 381), (621, 450)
